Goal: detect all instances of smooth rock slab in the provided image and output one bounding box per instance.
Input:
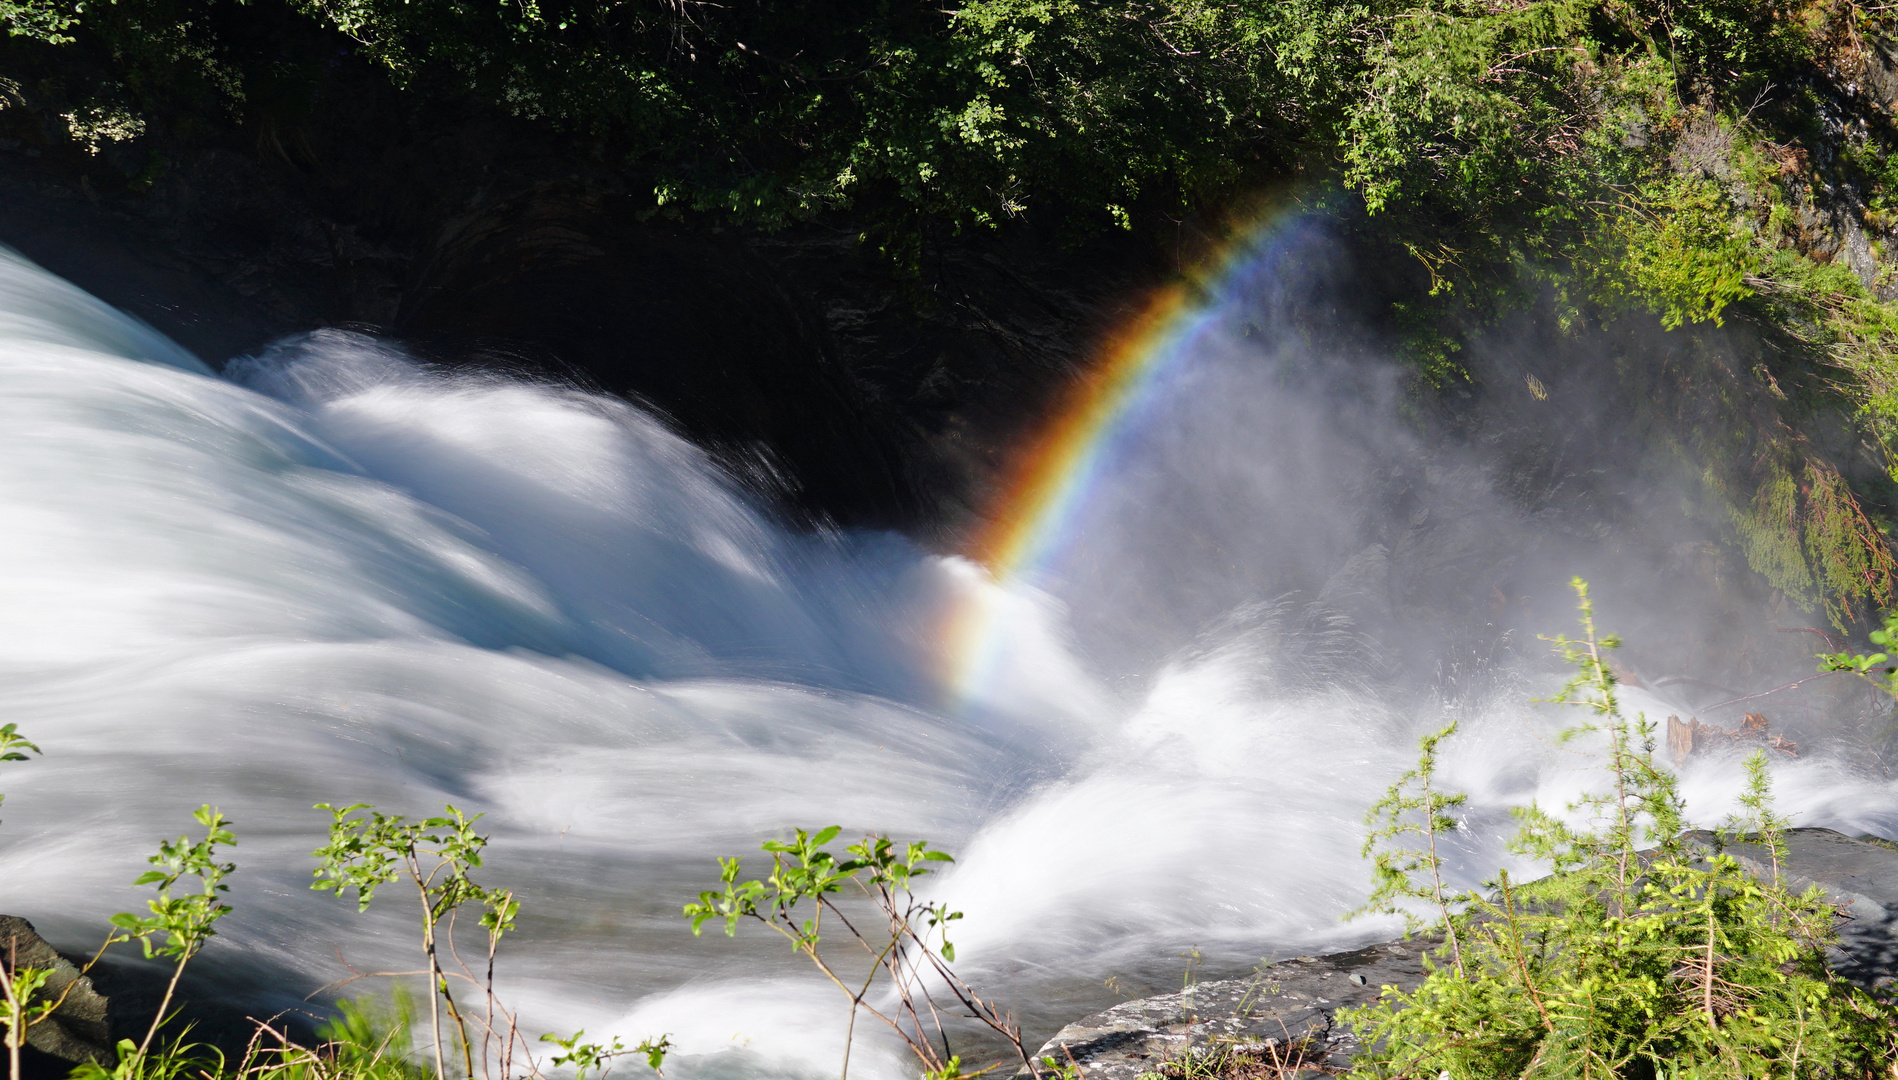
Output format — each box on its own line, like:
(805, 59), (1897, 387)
(1027, 938), (1430, 1079)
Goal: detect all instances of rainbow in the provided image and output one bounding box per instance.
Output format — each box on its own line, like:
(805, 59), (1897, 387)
(940, 200), (1317, 705)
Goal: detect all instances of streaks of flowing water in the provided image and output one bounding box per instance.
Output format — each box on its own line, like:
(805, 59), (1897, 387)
(0, 244), (1895, 1079)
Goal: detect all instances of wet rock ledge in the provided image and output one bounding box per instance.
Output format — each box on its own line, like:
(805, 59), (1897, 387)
(1030, 828), (1898, 1077)
(1029, 939), (1427, 1078)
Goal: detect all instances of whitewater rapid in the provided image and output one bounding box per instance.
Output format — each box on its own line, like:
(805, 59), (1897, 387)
(2, 244), (1897, 1078)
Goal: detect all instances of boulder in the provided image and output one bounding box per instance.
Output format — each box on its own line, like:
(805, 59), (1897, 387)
(1025, 939), (1429, 1079)
(0, 916), (115, 1069)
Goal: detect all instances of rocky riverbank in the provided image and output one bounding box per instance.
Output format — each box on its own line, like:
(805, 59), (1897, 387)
(1029, 828), (1898, 1077)
(11, 828), (1898, 1079)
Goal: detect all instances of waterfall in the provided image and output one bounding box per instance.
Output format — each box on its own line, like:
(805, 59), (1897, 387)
(1, 243), (1895, 1079)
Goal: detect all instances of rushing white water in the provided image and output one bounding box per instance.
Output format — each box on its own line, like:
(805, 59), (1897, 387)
(2, 243), (1898, 1078)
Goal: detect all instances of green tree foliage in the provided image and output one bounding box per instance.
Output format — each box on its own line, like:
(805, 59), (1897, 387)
(0, 0), (1886, 314)
(0, 0), (74, 42)
(0, 0), (1885, 297)
(1819, 606), (1898, 697)
(1340, 0), (1816, 312)
(1345, 578), (1898, 1078)
(8, 0), (1898, 624)
(1613, 177), (1760, 330)
(160, 0), (1366, 240)
(1334, 1), (1898, 631)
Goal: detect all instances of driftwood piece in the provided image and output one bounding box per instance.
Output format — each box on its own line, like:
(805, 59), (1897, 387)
(1666, 713), (1799, 764)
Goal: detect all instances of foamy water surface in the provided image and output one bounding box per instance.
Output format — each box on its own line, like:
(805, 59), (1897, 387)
(0, 245), (1894, 1078)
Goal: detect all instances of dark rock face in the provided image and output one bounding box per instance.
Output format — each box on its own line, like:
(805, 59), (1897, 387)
(1025, 941), (1429, 1079)
(0, 918), (322, 1080)
(0, 98), (1153, 537)
(0, 915), (115, 1072)
(389, 194), (1154, 534)
(1690, 827), (1898, 988)
(0, 162), (290, 364)
(398, 194), (916, 525)
(1030, 829), (1898, 1075)
(388, 186), (1151, 532)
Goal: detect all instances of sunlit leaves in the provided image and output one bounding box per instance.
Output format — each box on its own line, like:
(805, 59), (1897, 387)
(685, 828), (1020, 1078)
(110, 805), (237, 963)
(1343, 579), (1897, 1078)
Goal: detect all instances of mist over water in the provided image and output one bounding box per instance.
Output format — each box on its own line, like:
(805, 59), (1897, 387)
(3, 232), (1898, 1078)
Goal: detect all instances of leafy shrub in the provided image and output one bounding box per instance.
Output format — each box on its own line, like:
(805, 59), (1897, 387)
(0, 724), (669, 1080)
(0, 723), (35, 824)
(1612, 177), (1759, 330)
(112, 806), (238, 1065)
(688, 826), (1034, 1080)
(310, 804), (511, 1080)
(1346, 578), (1898, 1078)
(0, 723), (47, 1080)
(310, 802), (671, 1080)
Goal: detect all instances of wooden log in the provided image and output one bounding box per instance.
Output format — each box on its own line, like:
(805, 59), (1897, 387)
(1667, 714), (1695, 764)
(1665, 712), (1798, 762)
